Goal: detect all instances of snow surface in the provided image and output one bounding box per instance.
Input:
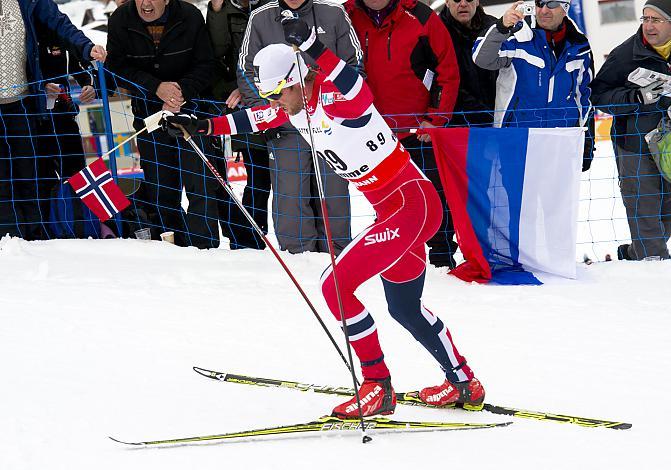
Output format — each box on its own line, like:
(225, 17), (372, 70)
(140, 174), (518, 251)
(1, 230), (669, 469)
(1, 134), (668, 467)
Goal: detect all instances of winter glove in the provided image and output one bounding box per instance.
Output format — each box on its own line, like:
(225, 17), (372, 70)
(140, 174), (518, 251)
(280, 10), (316, 51)
(163, 114), (211, 138)
(637, 79), (665, 105)
(582, 137), (593, 172)
(582, 112), (595, 172)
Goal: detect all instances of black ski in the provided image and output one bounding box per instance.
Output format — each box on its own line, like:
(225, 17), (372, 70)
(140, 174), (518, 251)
(109, 416), (511, 446)
(193, 366), (632, 430)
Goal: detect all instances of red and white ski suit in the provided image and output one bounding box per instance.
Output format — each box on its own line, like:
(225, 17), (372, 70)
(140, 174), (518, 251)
(210, 44), (473, 383)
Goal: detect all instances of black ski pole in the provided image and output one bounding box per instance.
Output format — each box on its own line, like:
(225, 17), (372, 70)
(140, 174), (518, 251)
(289, 42), (371, 443)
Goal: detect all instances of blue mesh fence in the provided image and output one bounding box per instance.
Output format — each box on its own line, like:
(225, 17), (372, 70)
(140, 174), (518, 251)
(1, 67), (670, 261)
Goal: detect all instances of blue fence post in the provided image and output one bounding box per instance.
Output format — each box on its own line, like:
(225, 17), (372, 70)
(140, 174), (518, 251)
(96, 61), (123, 236)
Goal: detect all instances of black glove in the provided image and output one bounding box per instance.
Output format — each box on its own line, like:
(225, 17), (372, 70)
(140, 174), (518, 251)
(280, 10), (314, 49)
(163, 114), (211, 138)
(582, 113), (595, 172)
(637, 80), (665, 105)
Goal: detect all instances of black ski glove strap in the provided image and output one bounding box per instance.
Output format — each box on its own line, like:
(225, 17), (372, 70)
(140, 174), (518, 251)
(164, 114), (211, 138)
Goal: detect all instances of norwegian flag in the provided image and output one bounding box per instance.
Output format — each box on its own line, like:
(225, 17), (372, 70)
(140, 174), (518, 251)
(67, 158), (130, 222)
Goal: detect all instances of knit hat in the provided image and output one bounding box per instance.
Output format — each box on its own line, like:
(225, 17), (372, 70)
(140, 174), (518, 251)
(253, 44), (308, 97)
(644, 0), (671, 20)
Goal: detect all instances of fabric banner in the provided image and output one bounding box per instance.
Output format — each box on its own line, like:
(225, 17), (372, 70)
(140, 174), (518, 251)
(68, 158), (130, 222)
(428, 127), (584, 285)
(569, 0), (587, 34)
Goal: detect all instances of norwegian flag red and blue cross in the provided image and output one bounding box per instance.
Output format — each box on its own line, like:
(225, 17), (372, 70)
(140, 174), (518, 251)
(67, 158), (130, 222)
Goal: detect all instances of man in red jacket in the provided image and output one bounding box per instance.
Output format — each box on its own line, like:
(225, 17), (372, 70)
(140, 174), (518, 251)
(345, 0), (461, 269)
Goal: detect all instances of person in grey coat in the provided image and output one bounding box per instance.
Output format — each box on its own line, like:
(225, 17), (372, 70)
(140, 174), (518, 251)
(591, 0), (671, 260)
(237, 0), (363, 254)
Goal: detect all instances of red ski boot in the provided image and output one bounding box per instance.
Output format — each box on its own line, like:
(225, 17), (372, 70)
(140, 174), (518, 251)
(419, 377), (485, 411)
(332, 377), (396, 418)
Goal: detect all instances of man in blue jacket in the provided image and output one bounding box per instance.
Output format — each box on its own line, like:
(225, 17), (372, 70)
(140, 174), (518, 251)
(472, 0), (592, 134)
(470, 0), (592, 264)
(0, 0), (106, 240)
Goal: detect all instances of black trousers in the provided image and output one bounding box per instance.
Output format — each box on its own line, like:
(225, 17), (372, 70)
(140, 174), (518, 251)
(134, 128), (220, 249)
(401, 135), (458, 268)
(35, 106), (87, 237)
(212, 135), (270, 249)
(0, 99), (47, 240)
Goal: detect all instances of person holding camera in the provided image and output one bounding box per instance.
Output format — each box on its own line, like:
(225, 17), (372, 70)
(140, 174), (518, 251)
(472, 0), (593, 135)
(591, 0), (671, 261)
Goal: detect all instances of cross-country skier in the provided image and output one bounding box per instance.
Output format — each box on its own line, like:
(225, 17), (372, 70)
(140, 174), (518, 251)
(164, 14), (484, 418)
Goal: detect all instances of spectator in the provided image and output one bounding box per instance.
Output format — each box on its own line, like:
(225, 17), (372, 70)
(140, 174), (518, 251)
(34, 26), (98, 237)
(591, 0), (671, 260)
(345, 0), (461, 268)
(0, 0), (105, 240)
(207, 0), (270, 250)
(237, 0), (361, 254)
(472, 0), (593, 262)
(106, 0), (220, 248)
(440, 0), (497, 126)
(473, 1), (593, 131)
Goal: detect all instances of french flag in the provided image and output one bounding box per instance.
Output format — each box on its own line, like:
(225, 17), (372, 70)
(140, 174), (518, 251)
(68, 158), (130, 222)
(429, 127), (584, 285)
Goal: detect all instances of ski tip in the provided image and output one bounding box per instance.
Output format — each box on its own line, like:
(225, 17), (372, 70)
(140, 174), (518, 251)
(109, 436), (142, 446)
(193, 366), (217, 378)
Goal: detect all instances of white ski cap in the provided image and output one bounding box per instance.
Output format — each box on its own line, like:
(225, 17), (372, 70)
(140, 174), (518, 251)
(253, 44), (308, 98)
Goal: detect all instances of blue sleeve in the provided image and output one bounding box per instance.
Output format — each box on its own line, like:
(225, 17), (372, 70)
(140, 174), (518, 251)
(33, 0), (94, 60)
(577, 52), (594, 127)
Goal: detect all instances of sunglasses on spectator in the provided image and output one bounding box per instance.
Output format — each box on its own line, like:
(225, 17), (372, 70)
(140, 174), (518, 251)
(534, 0), (569, 9)
(640, 15), (670, 24)
(259, 63), (296, 100)
(450, 0), (475, 3)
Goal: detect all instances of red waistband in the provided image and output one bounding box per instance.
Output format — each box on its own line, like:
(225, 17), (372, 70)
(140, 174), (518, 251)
(350, 142), (412, 194)
(363, 158), (427, 205)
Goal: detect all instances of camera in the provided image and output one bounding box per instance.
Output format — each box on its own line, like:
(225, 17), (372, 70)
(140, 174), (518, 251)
(516, 1), (535, 16)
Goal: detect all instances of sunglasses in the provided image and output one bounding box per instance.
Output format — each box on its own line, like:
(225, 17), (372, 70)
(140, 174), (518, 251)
(258, 63), (296, 100)
(535, 0), (569, 9)
(450, 0), (475, 3)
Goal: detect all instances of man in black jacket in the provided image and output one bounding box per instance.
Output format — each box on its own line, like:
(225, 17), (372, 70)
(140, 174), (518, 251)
(591, 0), (671, 261)
(206, 0), (270, 250)
(106, 0), (219, 248)
(440, 0), (497, 126)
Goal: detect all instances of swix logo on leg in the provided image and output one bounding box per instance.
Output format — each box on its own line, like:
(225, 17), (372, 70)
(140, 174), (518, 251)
(364, 227), (400, 246)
